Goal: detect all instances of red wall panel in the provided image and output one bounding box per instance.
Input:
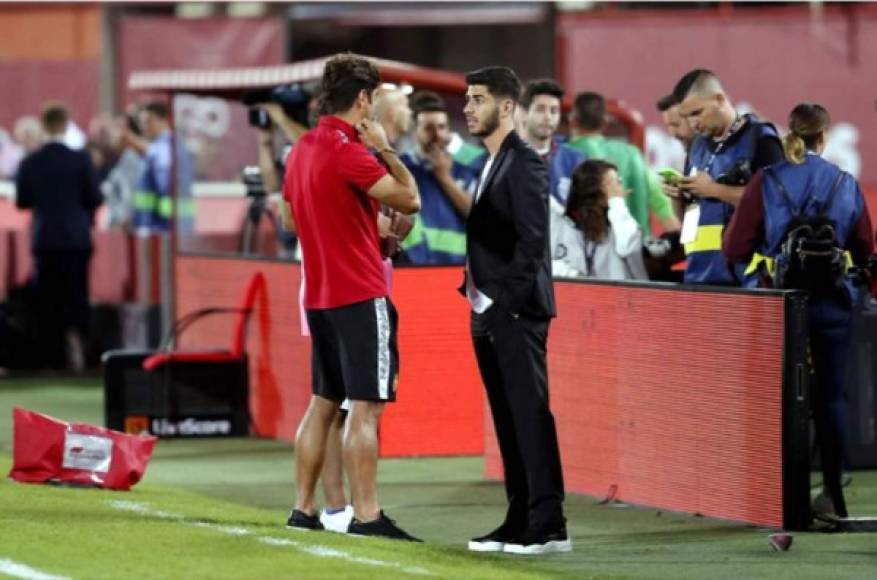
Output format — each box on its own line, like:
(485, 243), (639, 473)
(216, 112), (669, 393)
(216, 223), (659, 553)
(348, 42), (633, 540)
(0, 5), (101, 61)
(177, 256), (799, 527)
(485, 282), (787, 528)
(174, 256), (485, 455)
(0, 59), (100, 134)
(379, 267), (484, 457)
(0, 4), (101, 130)
(175, 256), (311, 442)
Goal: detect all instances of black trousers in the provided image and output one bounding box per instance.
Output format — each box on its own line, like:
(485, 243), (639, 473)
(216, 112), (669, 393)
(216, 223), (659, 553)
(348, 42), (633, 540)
(471, 306), (565, 531)
(809, 299), (852, 518)
(34, 249), (92, 340)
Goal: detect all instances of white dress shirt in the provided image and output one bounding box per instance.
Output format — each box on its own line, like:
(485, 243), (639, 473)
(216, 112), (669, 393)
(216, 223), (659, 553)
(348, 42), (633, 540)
(466, 155), (495, 313)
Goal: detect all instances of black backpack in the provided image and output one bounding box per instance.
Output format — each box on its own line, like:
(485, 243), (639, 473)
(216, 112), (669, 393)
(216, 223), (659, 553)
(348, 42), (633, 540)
(766, 168), (847, 296)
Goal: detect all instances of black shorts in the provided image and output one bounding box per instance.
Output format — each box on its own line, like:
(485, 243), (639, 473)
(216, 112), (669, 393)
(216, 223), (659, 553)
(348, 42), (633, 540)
(306, 297), (399, 403)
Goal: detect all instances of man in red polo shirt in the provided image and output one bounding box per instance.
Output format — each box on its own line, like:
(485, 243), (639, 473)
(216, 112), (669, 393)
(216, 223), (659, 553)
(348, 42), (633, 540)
(282, 54), (420, 541)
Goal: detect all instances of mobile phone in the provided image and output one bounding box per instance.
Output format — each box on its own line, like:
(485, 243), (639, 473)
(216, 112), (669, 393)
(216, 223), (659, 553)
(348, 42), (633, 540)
(658, 168), (683, 186)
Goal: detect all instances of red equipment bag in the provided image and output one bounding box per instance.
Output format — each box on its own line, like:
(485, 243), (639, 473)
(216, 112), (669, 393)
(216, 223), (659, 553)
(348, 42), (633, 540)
(8, 407), (157, 491)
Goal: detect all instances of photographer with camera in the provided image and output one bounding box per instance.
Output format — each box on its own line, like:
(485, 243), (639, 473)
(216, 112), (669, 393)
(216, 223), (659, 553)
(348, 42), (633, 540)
(248, 90), (312, 190)
(664, 69), (784, 286)
(243, 85), (316, 255)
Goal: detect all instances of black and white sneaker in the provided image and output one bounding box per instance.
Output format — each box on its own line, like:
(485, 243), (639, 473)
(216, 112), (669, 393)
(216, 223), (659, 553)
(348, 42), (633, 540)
(286, 509), (324, 531)
(347, 511), (422, 542)
(468, 521), (524, 552)
(503, 524), (572, 555)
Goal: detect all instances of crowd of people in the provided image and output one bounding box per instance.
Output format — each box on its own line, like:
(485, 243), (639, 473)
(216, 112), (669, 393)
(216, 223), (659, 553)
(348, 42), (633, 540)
(276, 54), (874, 549)
(4, 54), (871, 546)
(5, 100), (190, 372)
(257, 72), (689, 283)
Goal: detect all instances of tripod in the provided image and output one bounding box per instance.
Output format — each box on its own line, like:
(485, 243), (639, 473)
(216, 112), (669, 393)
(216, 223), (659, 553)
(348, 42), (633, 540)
(238, 193), (283, 256)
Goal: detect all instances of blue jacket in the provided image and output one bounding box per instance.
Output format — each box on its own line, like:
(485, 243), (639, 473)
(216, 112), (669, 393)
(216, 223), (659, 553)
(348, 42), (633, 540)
(684, 115), (780, 285)
(401, 151), (479, 264)
(546, 143), (586, 210)
(133, 131), (195, 234)
(747, 154), (865, 302)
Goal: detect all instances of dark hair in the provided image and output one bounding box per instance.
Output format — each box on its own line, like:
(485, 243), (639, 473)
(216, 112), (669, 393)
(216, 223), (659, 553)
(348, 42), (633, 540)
(143, 101), (169, 120)
(465, 66), (522, 104)
(566, 159), (617, 243)
(572, 92), (606, 131)
(784, 102), (831, 165)
(655, 93), (679, 113)
(409, 90), (446, 117)
(520, 79), (564, 110)
(40, 102), (68, 134)
(308, 87), (325, 127)
(320, 54), (381, 115)
(672, 68), (715, 102)
(125, 111), (142, 136)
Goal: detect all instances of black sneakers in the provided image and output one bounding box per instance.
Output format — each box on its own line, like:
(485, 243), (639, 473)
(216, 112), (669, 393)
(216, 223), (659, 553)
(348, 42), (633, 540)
(286, 509), (324, 531)
(503, 523), (572, 554)
(347, 511), (421, 542)
(468, 521), (525, 552)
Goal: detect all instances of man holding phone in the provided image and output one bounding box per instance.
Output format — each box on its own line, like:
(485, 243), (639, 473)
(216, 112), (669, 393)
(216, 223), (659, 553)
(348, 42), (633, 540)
(663, 69), (783, 285)
(398, 90), (480, 265)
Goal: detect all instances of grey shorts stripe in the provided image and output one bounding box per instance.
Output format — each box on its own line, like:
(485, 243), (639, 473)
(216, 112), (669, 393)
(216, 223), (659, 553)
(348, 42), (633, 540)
(374, 297), (391, 400)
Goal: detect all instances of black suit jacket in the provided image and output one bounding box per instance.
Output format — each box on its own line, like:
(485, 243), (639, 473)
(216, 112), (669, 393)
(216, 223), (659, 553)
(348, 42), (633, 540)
(460, 130), (556, 320)
(15, 142), (103, 252)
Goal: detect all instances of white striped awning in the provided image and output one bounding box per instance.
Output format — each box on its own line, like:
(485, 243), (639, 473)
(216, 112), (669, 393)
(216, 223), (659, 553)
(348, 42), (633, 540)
(128, 55), (440, 95)
(129, 54), (643, 149)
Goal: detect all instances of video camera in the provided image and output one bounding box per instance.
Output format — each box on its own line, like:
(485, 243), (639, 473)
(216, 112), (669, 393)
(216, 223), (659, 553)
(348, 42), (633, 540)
(243, 84), (311, 129)
(241, 165), (266, 198)
(716, 159), (754, 186)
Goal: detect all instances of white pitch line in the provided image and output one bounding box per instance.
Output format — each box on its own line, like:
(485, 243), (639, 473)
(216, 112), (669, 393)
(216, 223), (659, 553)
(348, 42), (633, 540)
(106, 501), (435, 577)
(0, 558), (70, 580)
(107, 500), (181, 521)
(192, 523), (251, 536)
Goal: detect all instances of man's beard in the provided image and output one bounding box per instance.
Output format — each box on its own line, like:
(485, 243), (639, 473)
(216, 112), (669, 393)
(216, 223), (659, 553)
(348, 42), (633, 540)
(528, 123), (553, 143)
(471, 107), (500, 138)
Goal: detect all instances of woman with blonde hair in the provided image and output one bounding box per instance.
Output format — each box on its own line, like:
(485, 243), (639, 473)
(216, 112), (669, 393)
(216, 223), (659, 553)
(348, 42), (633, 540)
(724, 102), (874, 520)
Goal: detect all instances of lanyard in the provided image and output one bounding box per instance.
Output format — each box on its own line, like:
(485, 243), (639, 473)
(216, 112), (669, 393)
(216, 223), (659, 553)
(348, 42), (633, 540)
(699, 115), (746, 175)
(584, 238), (598, 277)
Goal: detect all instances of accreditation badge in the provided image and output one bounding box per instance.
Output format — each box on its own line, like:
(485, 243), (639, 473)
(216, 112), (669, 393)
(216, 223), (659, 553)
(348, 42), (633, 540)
(680, 203), (701, 246)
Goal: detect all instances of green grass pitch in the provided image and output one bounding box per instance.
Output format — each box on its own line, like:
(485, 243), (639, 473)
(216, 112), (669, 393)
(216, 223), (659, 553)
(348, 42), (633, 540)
(1, 377), (876, 579)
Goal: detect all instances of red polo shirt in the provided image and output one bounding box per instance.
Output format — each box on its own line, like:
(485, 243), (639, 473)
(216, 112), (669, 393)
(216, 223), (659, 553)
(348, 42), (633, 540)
(283, 116), (388, 309)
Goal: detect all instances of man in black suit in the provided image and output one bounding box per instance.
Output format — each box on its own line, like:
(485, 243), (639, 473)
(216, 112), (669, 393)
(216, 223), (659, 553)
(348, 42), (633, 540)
(461, 67), (569, 555)
(15, 103), (102, 372)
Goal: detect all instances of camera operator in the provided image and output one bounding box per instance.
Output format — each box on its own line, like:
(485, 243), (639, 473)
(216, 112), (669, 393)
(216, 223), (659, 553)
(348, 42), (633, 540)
(254, 101), (310, 196)
(243, 85), (316, 256)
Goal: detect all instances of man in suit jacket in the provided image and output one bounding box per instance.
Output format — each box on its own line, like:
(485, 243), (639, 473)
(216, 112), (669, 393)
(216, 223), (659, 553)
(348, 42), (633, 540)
(461, 67), (569, 555)
(15, 103), (102, 371)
